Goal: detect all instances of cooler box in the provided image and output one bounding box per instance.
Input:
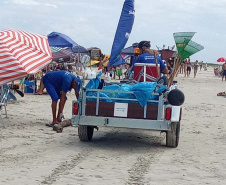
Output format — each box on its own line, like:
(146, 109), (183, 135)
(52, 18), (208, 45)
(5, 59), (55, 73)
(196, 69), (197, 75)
(134, 63), (160, 82)
(24, 80), (36, 93)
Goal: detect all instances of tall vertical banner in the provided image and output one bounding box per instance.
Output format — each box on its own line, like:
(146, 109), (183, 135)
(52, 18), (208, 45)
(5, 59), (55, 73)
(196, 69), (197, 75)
(109, 0), (135, 67)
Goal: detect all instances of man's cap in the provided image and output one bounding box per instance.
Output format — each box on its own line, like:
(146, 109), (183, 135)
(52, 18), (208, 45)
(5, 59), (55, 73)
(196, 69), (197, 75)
(138, 41), (151, 49)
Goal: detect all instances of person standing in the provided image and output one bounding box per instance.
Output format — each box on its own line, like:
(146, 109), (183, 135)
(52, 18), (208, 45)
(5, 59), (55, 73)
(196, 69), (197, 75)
(200, 62), (203, 71)
(222, 61), (226, 81)
(194, 60), (199, 78)
(116, 65), (122, 80)
(204, 62), (208, 71)
(186, 58), (192, 77)
(42, 70), (81, 126)
(183, 58), (188, 77)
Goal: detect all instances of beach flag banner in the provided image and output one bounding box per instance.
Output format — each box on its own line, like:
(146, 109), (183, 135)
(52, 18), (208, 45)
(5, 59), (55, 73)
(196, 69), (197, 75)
(109, 0), (135, 67)
(0, 29), (52, 86)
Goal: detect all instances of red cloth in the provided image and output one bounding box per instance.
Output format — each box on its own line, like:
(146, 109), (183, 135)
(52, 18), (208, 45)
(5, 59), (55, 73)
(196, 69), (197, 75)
(98, 65), (102, 70)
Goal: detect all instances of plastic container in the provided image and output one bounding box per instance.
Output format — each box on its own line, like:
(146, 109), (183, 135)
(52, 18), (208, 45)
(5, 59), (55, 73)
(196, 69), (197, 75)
(24, 80), (36, 93)
(84, 69), (96, 79)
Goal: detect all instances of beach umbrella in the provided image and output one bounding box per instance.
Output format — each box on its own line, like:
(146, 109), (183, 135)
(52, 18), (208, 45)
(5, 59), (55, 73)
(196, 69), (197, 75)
(0, 29), (52, 86)
(217, 57), (226, 62)
(121, 43), (138, 55)
(48, 32), (88, 53)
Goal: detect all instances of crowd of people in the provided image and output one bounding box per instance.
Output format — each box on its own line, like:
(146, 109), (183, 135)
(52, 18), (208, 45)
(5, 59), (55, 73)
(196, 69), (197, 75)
(98, 62), (132, 80)
(178, 58), (207, 78)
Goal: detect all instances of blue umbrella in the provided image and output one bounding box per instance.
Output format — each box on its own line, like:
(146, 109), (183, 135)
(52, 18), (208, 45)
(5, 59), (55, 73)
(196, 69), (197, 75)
(121, 43), (138, 55)
(48, 32), (88, 53)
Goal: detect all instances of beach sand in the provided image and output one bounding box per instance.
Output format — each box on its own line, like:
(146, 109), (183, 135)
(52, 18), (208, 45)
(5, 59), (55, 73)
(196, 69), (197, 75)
(0, 67), (226, 185)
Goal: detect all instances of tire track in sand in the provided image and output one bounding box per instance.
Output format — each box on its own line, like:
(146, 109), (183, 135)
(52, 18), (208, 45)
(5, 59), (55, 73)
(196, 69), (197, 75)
(41, 148), (92, 185)
(126, 136), (164, 185)
(40, 128), (119, 184)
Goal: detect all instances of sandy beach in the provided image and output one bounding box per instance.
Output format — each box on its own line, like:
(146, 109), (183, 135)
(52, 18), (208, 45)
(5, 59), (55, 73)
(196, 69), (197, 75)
(0, 67), (226, 185)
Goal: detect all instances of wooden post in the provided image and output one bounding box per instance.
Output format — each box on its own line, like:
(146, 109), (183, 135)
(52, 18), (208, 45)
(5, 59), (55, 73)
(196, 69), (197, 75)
(168, 55), (181, 86)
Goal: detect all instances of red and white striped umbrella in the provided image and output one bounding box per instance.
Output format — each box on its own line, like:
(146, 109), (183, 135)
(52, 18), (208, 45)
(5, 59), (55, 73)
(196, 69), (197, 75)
(0, 29), (52, 86)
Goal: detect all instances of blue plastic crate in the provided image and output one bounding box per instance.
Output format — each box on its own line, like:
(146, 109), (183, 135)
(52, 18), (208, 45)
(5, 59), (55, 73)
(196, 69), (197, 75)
(24, 80), (36, 93)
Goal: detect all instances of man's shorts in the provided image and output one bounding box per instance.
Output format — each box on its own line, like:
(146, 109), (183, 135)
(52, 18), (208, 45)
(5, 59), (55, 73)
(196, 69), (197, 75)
(223, 70), (226, 76)
(43, 76), (61, 102)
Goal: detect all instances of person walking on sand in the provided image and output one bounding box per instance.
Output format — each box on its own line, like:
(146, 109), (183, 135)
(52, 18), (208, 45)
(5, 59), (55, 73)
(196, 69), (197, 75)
(183, 58), (188, 77)
(222, 61), (226, 81)
(186, 58), (192, 77)
(194, 60), (199, 78)
(42, 70), (81, 127)
(34, 77), (45, 95)
(200, 62), (203, 71)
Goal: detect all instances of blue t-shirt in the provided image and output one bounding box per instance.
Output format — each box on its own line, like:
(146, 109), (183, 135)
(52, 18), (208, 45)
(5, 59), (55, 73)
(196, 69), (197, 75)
(132, 53), (166, 71)
(44, 70), (76, 94)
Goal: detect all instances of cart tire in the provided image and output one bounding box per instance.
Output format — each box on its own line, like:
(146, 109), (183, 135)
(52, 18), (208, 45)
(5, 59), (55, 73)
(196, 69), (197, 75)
(166, 122), (180, 148)
(167, 89), (185, 106)
(78, 126), (94, 141)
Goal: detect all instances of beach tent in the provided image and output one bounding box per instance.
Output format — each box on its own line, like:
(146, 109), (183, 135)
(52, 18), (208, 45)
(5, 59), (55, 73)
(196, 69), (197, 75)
(87, 60), (100, 67)
(102, 54), (110, 67)
(160, 49), (176, 62)
(51, 47), (74, 63)
(48, 32), (88, 53)
(121, 43), (138, 55)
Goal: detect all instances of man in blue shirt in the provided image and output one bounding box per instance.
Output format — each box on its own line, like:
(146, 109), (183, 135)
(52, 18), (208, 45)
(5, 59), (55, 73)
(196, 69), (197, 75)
(132, 41), (169, 74)
(42, 70), (81, 126)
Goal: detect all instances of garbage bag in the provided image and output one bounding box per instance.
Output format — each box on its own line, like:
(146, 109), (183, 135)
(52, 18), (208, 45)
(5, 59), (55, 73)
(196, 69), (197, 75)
(85, 72), (102, 89)
(131, 82), (157, 107)
(118, 84), (134, 99)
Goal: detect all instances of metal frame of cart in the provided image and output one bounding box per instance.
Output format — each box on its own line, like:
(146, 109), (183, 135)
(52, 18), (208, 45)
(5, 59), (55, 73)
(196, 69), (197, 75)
(72, 87), (181, 148)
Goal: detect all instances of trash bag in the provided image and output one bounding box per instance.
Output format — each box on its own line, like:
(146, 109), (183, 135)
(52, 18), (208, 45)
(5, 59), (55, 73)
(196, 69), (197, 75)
(85, 72), (102, 89)
(85, 72), (103, 99)
(132, 82), (157, 107)
(102, 84), (120, 99)
(118, 84), (134, 99)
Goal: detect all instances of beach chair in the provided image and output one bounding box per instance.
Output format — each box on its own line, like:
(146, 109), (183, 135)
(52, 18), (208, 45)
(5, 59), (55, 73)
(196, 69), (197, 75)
(134, 63), (160, 82)
(13, 77), (25, 93)
(0, 85), (17, 121)
(0, 86), (10, 124)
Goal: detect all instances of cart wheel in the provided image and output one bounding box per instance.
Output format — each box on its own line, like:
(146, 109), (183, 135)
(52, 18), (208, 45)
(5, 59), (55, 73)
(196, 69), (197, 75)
(166, 122), (180, 148)
(78, 125), (94, 141)
(167, 89), (185, 106)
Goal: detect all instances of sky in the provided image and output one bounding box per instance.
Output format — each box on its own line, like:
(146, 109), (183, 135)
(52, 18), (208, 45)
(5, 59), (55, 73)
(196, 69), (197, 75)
(1, 0), (226, 64)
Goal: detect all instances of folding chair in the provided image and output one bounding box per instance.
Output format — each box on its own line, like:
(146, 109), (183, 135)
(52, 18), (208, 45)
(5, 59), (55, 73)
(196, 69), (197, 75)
(134, 63), (160, 82)
(13, 77), (25, 93)
(0, 86), (10, 124)
(19, 77), (25, 92)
